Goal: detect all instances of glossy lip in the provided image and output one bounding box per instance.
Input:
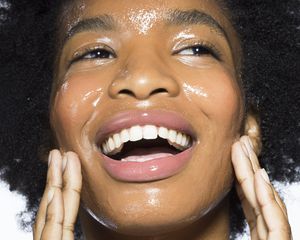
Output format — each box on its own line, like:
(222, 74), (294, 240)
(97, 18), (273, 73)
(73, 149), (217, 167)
(102, 148), (193, 182)
(96, 110), (197, 182)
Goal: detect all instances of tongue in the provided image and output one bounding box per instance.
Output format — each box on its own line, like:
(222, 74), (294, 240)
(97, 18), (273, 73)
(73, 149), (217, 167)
(120, 147), (176, 162)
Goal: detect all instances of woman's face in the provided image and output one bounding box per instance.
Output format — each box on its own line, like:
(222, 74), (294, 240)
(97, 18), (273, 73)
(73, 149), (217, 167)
(51, 0), (243, 235)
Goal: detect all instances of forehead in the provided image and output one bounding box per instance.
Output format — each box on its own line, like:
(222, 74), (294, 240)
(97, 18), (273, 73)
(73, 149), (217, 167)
(80, 0), (223, 15)
(81, 0), (219, 10)
(59, 0), (241, 68)
(64, 0), (232, 34)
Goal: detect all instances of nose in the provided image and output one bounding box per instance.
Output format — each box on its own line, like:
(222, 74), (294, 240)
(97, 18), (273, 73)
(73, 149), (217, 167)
(108, 53), (179, 100)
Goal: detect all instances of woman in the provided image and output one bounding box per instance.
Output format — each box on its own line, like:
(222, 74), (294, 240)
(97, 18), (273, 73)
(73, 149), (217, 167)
(0, 0), (298, 239)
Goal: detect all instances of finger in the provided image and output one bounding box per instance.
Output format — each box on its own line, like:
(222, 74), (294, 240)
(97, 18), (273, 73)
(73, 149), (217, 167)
(34, 150), (63, 240)
(240, 136), (271, 239)
(62, 152), (82, 240)
(40, 188), (64, 240)
(232, 141), (258, 209)
(232, 140), (268, 239)
(240, 136), (289, 238)
(245, 139), (290, 219)
(235, 184), (259, 240)
(271, 185), (288, 217)
(255, 169), (292, 239)
(240, 136), (260, 172)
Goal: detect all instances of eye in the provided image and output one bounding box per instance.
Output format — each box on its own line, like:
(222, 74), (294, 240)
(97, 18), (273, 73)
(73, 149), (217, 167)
(70, 47), (116, 65)
(179, 45), (211, 55)
(175, 44), (221, 60)
(82, 49), (115, 59)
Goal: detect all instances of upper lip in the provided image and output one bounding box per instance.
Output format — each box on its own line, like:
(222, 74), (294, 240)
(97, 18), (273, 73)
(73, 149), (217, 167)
(95, 109), (196, 146)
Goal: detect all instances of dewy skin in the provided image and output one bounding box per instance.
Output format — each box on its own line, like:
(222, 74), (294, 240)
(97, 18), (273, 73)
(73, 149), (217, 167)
(50, 0), (246, 238)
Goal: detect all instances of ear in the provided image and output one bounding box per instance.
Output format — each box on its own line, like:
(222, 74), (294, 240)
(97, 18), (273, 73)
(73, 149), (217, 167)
(243, 111), (262, 155)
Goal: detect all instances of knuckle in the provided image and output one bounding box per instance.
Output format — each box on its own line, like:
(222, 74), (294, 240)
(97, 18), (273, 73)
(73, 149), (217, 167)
(236, 176), (248, 186)
(254, 209), (262, 218)
(259, 197), (275, 209)
(63, 182), (81, 195)
(71, 187), (82, 195)
(63, 183), (82, 195)
(45, 213), (63, 226)
(269, 220), (292, 237)
(280, 224), (292, 235)
(63, 223), (75, 232)
(46, 181), (63, 190)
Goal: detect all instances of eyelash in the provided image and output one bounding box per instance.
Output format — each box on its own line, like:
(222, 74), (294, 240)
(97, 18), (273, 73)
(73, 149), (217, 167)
(173, 42), (222, 60)
(69, 42), (221, 66)
(70, 46), (116, 65)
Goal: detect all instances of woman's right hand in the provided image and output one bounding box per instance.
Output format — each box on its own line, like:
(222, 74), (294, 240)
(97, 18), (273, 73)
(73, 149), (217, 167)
(232, 136), (292, 240)
(33, 150), (82, 240)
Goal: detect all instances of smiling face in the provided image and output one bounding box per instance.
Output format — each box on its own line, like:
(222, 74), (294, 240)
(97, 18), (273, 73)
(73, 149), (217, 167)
(51, 0), (243, 236)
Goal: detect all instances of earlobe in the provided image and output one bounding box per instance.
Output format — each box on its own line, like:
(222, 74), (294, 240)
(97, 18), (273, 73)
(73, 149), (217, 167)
(243, 111), (262, 155)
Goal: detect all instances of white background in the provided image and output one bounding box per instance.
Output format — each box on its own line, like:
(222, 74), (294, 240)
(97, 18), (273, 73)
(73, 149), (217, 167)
(1, 180), (299, 239)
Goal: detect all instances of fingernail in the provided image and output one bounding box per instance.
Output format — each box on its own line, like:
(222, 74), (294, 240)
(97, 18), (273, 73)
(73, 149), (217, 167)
(241, 142), (250, 157)
(48, 151), (53, 166)
(243, 137), (252, 153)
(260, 168), (270, 183)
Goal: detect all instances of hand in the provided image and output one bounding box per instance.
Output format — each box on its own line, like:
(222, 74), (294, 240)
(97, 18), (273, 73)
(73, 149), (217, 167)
(33, 150), (82, 240)
(232, 136), (292, 240)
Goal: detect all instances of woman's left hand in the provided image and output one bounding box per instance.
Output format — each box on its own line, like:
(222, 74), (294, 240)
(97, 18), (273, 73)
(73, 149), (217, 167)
(232, 136), (292, 240)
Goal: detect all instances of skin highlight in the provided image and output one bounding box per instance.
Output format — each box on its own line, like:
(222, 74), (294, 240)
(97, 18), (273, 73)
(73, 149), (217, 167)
(29, 0), (291, 239)
(51, 0), (242, 238)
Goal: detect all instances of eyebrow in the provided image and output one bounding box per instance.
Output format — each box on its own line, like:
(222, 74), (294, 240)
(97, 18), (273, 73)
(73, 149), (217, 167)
(166, 9), (229, 41)
(65, 9), (229, 43)
(65, 14), (117, 41)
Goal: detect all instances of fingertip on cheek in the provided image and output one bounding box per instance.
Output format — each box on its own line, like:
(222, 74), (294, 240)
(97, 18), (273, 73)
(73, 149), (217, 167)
(66, 151), (82, 169)
(231, 140), (242, 153)
(231, 141), (247, 161)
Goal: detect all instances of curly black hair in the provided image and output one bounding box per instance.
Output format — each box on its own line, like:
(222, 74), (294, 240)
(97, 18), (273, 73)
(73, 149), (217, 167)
(0, 0), (299, 238)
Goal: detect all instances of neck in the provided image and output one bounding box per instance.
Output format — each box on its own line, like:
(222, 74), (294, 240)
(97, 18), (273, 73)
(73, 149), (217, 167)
(79, 197), (230, 240)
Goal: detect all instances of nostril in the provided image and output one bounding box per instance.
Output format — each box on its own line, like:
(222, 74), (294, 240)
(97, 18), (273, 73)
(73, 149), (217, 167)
(117, 88), (168, 99)
(150, 88), (168, 95)
(118, 89), (135, 97)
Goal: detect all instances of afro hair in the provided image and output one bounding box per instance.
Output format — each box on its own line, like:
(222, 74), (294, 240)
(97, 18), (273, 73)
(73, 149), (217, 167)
(0, 0), (299, 238)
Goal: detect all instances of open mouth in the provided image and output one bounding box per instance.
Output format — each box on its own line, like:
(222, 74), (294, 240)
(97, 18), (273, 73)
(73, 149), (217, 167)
(95, 110), (195, 182)
(99, 125), (192, 162)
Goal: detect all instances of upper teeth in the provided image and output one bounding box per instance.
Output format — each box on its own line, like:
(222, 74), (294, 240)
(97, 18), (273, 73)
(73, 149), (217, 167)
(101, 125), (191, 156)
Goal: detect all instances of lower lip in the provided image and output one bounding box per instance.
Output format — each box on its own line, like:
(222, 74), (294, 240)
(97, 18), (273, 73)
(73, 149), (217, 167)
(101, 148), (193, 182)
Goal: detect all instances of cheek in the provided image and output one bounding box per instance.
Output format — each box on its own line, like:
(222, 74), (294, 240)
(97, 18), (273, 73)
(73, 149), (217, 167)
(51, 73), (105, 145)
(182, 66), (242, 130)
(177, 66), (241, 211)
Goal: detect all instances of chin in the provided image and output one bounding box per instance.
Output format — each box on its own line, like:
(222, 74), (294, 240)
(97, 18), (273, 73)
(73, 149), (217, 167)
(81, 179), (232, 237)
(84, 206), (198, 236)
